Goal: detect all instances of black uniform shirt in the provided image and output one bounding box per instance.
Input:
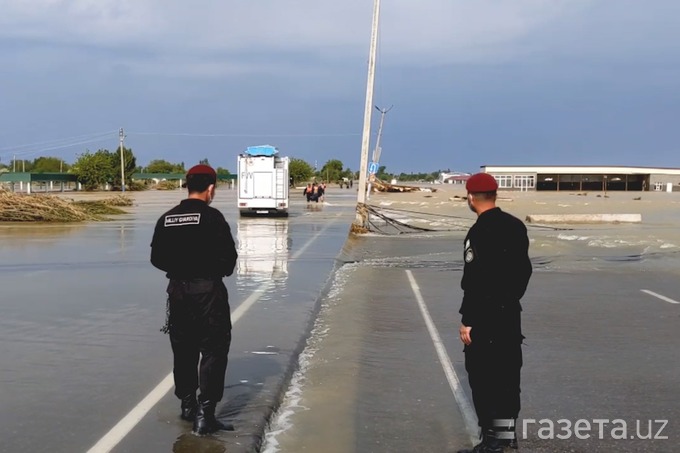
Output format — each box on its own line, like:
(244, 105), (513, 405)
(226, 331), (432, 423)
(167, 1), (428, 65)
(459, 207), (532, 340)
(150, 199), (238, 280)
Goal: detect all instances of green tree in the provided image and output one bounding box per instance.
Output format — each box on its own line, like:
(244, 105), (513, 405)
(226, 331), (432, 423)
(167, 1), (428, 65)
(396, 171), (433, 182)
(289, 158), (314, 185)
(216, 167), (231, 176)
(10, 159), (33, 172)
(199, 158), (210, 166)
(376, 165), (393, 180)
(72, 149), (116, 190)
(110, 147), (137, 188)
(32, 156), (68, 173)
(145, 159), (184, 174)
(318, 159), (344, 182)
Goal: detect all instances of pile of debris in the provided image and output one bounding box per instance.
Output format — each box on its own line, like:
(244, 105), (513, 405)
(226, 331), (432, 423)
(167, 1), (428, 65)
(0, 189), (132, 222)
(371, 178), (437, 193)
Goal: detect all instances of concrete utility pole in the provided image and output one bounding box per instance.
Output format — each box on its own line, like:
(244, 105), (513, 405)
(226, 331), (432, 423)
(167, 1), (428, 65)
(119, 128), (126, 192)
(366, 105), (392, 201)
(354, 0), (381, 229)
(372, 105), (392, 164)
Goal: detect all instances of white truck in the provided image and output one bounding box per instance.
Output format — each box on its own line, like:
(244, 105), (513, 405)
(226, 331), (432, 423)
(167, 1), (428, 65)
(237, 145), (289, 217)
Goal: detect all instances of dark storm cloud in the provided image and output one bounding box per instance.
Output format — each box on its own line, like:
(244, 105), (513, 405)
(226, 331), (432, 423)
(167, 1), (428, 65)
(1, 1), (679, 173)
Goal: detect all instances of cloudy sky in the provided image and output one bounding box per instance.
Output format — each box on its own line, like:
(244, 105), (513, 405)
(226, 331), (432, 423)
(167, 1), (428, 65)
(1, 0), (679, 174)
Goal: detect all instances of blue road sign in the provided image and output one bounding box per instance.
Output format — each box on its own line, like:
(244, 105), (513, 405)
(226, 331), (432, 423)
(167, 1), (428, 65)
(368, 162), (379, 175)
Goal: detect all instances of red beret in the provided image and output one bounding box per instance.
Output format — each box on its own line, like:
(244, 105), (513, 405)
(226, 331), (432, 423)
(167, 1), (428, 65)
(187, 164), (216, 180)
(466, 172), (498, 193)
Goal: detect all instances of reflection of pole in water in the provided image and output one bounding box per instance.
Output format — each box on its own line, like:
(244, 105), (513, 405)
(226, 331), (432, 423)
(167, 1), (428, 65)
(236, 220), (290, 281)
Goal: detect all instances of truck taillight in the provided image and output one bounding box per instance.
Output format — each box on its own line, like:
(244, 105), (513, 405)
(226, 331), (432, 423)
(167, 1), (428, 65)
(279, 202), (287, 207)
(239, 202), (247, 207)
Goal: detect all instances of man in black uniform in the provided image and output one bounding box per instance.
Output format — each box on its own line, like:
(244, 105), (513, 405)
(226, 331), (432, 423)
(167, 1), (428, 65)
(457, 173), (532, 453)
(150, 164), (238, 435)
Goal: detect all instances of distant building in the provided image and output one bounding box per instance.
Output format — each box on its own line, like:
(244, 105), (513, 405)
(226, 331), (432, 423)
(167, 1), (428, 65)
(439, 171), (471, 185)
(481, 165), (680, 192)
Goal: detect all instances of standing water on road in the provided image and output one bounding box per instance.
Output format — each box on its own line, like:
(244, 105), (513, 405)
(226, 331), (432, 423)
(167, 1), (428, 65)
(0, 188), (356, 453)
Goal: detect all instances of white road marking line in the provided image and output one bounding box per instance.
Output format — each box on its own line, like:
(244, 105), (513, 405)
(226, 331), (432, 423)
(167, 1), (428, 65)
(87, 214), (342, 453)
(406, 270), (479, 447)
(641, 289), (680, 304)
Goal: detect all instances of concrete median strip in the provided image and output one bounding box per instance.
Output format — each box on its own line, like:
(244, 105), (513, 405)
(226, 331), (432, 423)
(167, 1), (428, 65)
(525, 213), (642, 224)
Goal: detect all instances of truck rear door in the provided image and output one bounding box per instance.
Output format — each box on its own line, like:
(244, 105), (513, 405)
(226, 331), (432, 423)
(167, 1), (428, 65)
(253, 172), (273, 198)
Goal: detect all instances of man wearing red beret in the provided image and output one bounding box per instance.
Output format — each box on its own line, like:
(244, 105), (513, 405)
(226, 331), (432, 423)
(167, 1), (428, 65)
(457, 173), (532, 453)
(150, 164), (238, 435)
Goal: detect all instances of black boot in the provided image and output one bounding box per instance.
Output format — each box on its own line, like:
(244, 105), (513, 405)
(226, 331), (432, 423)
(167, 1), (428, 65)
(504, 438), (518, 450)
(192, 400), (234, 435)
(180, 393), (198, 421)
(456, 428), (503, 453)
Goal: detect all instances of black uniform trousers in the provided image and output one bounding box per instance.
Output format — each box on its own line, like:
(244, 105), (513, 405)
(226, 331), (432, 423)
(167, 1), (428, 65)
(167, 278), (232, 403)
(464, 338), (522, 429)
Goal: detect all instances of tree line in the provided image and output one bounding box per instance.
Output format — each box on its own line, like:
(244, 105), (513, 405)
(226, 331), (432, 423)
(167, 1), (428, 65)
(0, 150), (230, 191)
(0, 150), (445, 190)
(288, 160), (444, 185)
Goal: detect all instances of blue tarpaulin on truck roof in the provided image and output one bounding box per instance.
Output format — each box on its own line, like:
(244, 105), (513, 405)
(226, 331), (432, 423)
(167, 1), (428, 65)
(245, 145), (278, 156)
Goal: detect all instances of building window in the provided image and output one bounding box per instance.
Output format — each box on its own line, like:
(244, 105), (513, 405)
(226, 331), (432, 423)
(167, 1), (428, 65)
(513, 175), (535, 189)
(559, 174), (581, 191)
(496, 175), (512, 188)
(537, 174), (558, 191)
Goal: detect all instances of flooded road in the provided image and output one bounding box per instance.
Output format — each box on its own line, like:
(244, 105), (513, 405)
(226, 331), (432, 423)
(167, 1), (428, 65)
(0, 188), (357, 453)
(5, 187), (680, 452)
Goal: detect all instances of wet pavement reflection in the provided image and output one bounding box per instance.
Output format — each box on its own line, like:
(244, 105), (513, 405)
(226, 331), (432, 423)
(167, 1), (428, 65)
(237, 218), (290, 286)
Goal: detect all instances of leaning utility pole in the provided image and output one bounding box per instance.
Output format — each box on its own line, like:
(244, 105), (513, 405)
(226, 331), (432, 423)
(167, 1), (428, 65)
(372, 105), (392, 163)
(366, 105), (392, 200)
(119, 127), (126, 192)
(353, 0), (381, 231)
